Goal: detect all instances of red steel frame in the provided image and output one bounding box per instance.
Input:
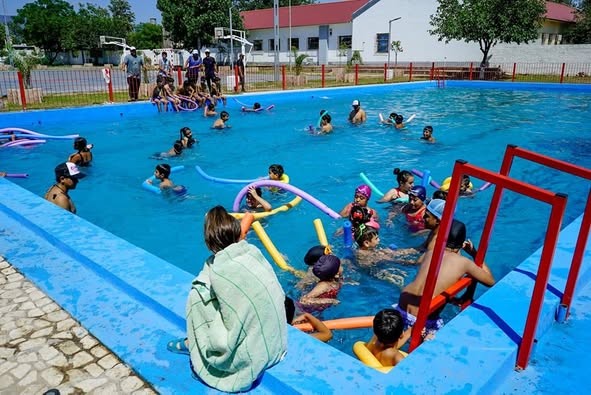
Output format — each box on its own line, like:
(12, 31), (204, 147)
(482, 145), (591, 320)
(409, 159), (568, 372)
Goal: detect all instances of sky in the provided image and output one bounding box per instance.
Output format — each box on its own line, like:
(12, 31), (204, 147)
(4, 0), (338, 24)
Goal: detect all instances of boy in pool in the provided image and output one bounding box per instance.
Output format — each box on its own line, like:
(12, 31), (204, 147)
(147, 163), (175, 190)
(318, 110), (333, 134)
(354, 225), (416, 269)
(267, 164), (288, 193)
(245, 186), (272, 212)
(242, 102), (262, 112)
(212, 110), (230, 129)
(421, 126), (435, 142)
(366, 309), (407, 367)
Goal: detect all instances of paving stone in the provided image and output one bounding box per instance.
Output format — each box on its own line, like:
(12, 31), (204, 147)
(16, 351), (38, 363)
(84, 362), (104, 378)
(131, 388), (158, 395)
(65, 368), (86, 382)
(90, 345), (108, 358)
(56, 319), (76, 332)
(0, 320), (17, 332)
(27, 308), (45, 318)
(15, 318), (34, 328)
(75, 378), (109, 392)
(41, 366), (65, 387)
(20, 301), (36, 311)
(32, 319), (52, 329)
(19, 384), (45, 395)
(4, 310), (27, 319)
(33, 361), (46, 370)
(42, 303), (60, 314)
(8, 337), (26, 346)
(9, 325), (34, 340)
(34, 297), (52, 308)
(97, 354), (118, 370)
(57, 340), (80, 356)
(120, 376), (144, 392)
(91, 382), (118, 394)
(80, 335), (98, 349)
(1, 267), (16, 275)
(0, 334), (9, 346)
(28, 290), (45, 301)
(18, 338), (46, 351)
(55, 385), (77, 395)
(2, 281), (24, 290)
(0, 360), (18, 376)
(31, 326), (54, 339)
(71, 351), (93, 368)
(52, 331), (74, 340)
(0, 304), (18, 315)
(105, 363), (131, 380)
(0, 346), (16, 359)
(6, 273), (23, 282)
(46, 310), (69, 322)
(11, 362), (32, 379)
(39, 345), (59, 361)
(71, 326), (88, 339)
(18, 369), (37, 386)
(13, 296), (30, 304)
(0, 374), (15, 389)
(46, 353), (68, 368)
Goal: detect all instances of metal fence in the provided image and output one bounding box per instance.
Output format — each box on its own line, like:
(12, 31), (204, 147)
(1, 62), (590, 112)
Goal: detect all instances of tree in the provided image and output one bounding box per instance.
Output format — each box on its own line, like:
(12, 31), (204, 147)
(391, 40), (403, 67)
(128, 23), (164, 50)
(234, 0), (315, 11)
(430, 0), (546, 65)
(8, 44), (42, 88)
(157, 0), (240, 47)
(109, 0), (135, 39)
(67, 4), (113, 63)
(11, 0), (76, 64)
(564, 0), (591, 43)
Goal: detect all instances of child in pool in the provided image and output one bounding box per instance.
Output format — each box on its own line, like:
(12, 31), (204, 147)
(179, 127), (198, 148)
(340, 184), (378, 219)
(299, 254), (342, 312)
(285, 296), (333, 342)
(68, 137), (93, 167)
(393, 114), (405, 129)
(402, 186), (427, 232)
(296, 245), (330, 290)
(267, 164), (289, 193)
(378, 168), (414, 204)
(380, 112), (398, 125)
(440, 175), (474, 196)
(421, 126), (435, 142)
(242, 102), (262, 112)
(318, 110), (333, 134)
(146, 163), (175, 190)
(245, 186), (272, 212)
(212, 110), (230, 129)
(366, 309), (407, 367)
(204, 102), (217, 117)
(354, 225), (416, 269)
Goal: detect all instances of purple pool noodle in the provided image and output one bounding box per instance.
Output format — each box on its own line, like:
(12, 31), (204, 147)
(2, 139), (46, 147)
(5, 173), (29, 178)
(232, 180), (340, 219)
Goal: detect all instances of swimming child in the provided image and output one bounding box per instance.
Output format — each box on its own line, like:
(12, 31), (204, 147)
(380, 112), (397, 125)
(318, 110), (333, 134)
(393, 114), (405, 129)
(440, 175), (473, 196)
(340, 184), (377, 219)
(299, 254), (342, 312)
(242, 102), (262, 112)
(204, 102), (217, 117)
(267, 164), (289, 193)
(296, 245), (330, 290)
(167, 140), (184, 157)
(285, 297), (333, 342)
(212, 110), (230, 129)
(179, 127), (198, 148)
(354, 225), (416, 270)
(402, 185), (427, 232)
(68, 137), (93, 167)
(147, 163), (174, 190)
(421, 126), (435, 142)
(377, 168), (414, 204)
(245, 186), (272, 212)
(365, 309), (407, 367)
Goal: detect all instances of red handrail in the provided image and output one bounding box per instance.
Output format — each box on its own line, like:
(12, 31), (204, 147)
(409, 159), (568, 373)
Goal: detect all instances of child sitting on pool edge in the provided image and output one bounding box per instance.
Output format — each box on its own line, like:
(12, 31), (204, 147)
(365, 309), (407, 367)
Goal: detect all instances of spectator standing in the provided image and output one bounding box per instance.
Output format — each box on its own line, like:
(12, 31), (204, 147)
(236, 53), (246, 92)
(202, 49), (217, 93)
(121, 47), (145, 101)
(184, 50), (202, 84)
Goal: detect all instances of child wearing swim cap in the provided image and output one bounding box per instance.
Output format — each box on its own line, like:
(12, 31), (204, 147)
(340, 184), (378, 220)
(402, 185), (427, 232)
(299, 254), (343, 313)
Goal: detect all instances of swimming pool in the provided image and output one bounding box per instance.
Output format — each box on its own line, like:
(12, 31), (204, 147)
(2, 81), (591, 359)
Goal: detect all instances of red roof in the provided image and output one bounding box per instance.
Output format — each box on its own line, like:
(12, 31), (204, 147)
(545, 1), (576, 23)
(241, 0), (370, 30)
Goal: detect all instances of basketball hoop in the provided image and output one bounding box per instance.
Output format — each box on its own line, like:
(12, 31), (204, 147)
(214, 27), (225, 39)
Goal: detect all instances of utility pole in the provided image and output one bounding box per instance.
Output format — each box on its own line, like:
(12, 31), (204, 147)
(273, 0), (280, 81)
(387, 17), (402, 73)
(229, 7), (234, 68)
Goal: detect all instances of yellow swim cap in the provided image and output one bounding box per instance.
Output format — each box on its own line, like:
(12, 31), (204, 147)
(440, 177), (452, 192)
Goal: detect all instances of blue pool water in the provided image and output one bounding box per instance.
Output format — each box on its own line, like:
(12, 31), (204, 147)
(3, 82), (591, 356)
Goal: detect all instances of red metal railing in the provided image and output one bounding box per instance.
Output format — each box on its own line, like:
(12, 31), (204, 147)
(481, 145), (591, 321)
(409, 159), (568, 372)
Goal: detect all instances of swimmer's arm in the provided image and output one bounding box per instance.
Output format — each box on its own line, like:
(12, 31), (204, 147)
(463, 240), (495, 286)
(296, 313), (333, 342)
(377, 189), (398, 203)
(339, 203), (351, 217)
(300, 297), (339, 306)
(249, 188), (272, 211)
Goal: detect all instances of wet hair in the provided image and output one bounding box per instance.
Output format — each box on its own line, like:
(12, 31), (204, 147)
(220, 110), (229, 119)
(354, 225), (379, 246)
(156, 163), (171, 178)
(207, 102), (215, 111)
(172, 140), (183, 154)
(389, 112), (398, 120)
(393, 168), (413, 186)
(373, 309), (404, 345)
(180, 127), (191, 137)
(461, 175), (472, 188)
(349, 204), (372, 228)
(204, 205), (242, 253)
(253, 102), (261, 110)
(285, 296), (296, 324)
(73, 137), (88, 151)
(394, 114), (404, 124)
(322, 113), (332, 123)
(432, 190), (448, 201)
(447, 219), (466, 249)
(423, 125), (433, 133)
(269, 164), (284, 178)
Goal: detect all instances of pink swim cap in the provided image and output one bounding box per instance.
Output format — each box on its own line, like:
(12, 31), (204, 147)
(355, 184), (372, 199)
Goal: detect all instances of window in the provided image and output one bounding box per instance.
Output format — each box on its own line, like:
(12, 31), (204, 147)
(376, 33), (389, 53)
(338, 35), (352, 49)
(289, 38), (300, 51)
(253, 40), (263, 51)
(268, 39), (280, 51)
(307, 37), (319, 50)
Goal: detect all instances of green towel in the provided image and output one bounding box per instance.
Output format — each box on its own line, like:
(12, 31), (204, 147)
(186, 240), (287, 392)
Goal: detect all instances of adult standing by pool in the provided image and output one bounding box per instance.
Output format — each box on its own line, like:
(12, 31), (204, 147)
(44, 162), (85, 214)
(121, 47), (145, 102)
(202, 49), (217, 93)
(184, 50), (202, 84)
(236, 53), (246, 92)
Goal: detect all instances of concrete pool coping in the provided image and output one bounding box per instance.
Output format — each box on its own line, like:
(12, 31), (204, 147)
(1, 81), (590, 393)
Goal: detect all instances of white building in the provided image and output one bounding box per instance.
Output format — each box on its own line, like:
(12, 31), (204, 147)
(240, 0), (576, 65)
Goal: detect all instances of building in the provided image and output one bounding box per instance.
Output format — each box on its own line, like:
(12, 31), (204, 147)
(240, 0), (578, 65)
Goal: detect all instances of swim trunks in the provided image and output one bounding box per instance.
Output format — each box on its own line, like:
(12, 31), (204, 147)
(392, 304), (443, 339)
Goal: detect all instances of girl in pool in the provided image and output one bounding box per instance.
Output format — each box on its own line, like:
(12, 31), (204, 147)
(299, 254), (342, 312)
(245, 186), (272, 212)
(68, 137), (93, 167)
(377, 168), (414, 204)
(179, 127), (197, 148)
(402, 186), (427, 232)
(340, 184), (378, 221)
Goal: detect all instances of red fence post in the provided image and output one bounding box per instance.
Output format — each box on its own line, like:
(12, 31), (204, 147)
(469, 62), (473, 80)
(177, 68), (182, 86)
(512, 63), (517, 82)
(409, 62), (413, 82)
(384, 63), (387, 82)
(560, 63), (566, 83)
(234, 65), (239, 92)
(281, 65), (286, 90)
(16, 71), (27, 111)
(107, 67), (114, 103)
(430, 62), (435, 80)
(355, 64), (359, 85)
(321, 64), (325, 88)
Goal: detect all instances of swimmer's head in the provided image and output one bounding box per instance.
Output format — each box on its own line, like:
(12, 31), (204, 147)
(312, 254), (341, 281)
(173, 140), (183, 154)
(352, 99), (360, 108)
(432, 189), (448, 201)
(373, 309), (404, 345)
(354, 224), (379, 247)
(304, 245), (329, 266)
(409, 185), (426, 202)
(394, 114), (404, 124)
(355, 184), (372, 200)
(425, 198), (446, 221)
(268, 164), (284, 179)
(220, 110), (230, 120)
(322, 113), (332, 124)
(393, 168), (414, 190)
(180, 127), (192, 137)
(245, 187), (263, 208)
(349, 204), (372, 226)
(156, 163), (171, 178)
(447, 219), (466, 249)
(73, 137), (88, 151)
(253, 102), (261, 110)
(389, 112), (398, 121)
(423, 125), (433, 135)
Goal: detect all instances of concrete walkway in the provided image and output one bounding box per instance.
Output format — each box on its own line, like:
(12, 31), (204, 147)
(0, 257), (157, 395)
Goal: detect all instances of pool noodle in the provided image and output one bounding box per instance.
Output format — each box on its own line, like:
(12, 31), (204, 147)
(230, 196), (302, 220)
(343, 220), (353, 248)
(5, 173), (29, 178)
(359, 172), (385, 198)
(8, 133), (78, 141)
(313, 218), (328, 246)
(0, 127), (79, 139)
(195, 165), (268, 184)
(411, 169), (441, 189)
(317, 110), (328, 128)
(142, 165), (185, 194)
(232, 180), (340, 219)
(406, 113), (416, 123)
(251, 221), (305, 277)
(1, 139), (46, 147)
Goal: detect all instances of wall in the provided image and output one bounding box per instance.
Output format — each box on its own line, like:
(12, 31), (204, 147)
(492, 44), (591, 73)
(351, 0), (483, 63)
